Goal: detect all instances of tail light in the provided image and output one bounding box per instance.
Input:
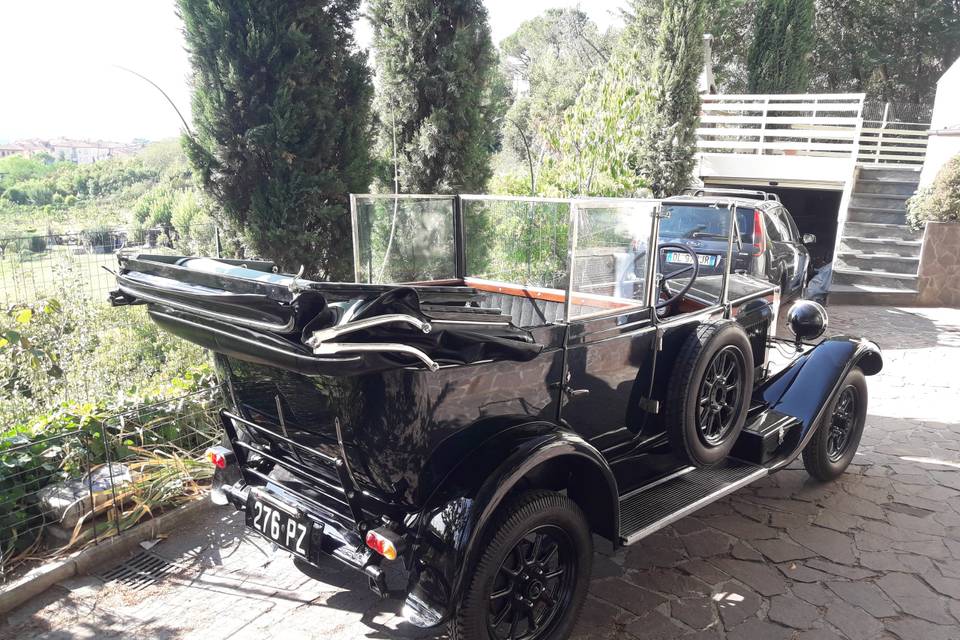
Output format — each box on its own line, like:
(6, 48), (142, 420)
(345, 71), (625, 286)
(750, 209), (766, 257)
(205, 446), (233, 469)
(366, 528), (401, 560)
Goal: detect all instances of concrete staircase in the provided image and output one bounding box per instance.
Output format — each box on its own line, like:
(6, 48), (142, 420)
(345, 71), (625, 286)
(831, 166), (922, 304)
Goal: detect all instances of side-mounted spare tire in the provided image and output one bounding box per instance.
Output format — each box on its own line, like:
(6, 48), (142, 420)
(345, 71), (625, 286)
(665, 320), (754, 467)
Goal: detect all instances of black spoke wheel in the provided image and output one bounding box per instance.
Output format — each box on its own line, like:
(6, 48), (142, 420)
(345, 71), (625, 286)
(695, 345), (746, 446)
(487, 526), (574, 640)
(827, 386), (857, 462)
(803, 367), (868, 481)
(452, 491), (592, 640)
(665, 321), (754, 467)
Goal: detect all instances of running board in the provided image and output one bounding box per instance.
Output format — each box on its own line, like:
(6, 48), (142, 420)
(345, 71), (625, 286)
(619, 459), (767, 545)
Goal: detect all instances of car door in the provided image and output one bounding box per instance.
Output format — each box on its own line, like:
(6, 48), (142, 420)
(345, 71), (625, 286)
(561, 308), (659, 454)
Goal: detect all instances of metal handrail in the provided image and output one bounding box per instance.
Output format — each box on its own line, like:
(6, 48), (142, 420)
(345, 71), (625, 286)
(305, 313), (431, 345)
(311, 342), (440, 372)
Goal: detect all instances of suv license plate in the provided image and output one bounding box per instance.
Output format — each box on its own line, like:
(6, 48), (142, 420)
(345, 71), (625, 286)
(245, 492), (313, 557)
(667, 252), (716, 266)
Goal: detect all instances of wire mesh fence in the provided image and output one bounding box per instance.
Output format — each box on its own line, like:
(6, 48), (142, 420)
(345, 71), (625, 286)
(0, 384), (223, 581)
(0, 224), (225, 579)
(0, 224), (220, 308)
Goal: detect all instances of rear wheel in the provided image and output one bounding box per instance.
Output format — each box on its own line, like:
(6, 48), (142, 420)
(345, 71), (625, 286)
(665, 321), (754, 467)
(802, 368), (867, 481)
(451, 491), (592, 640)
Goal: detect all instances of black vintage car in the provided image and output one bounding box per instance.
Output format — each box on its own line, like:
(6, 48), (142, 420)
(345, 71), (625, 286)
(110, 195), (881, 640)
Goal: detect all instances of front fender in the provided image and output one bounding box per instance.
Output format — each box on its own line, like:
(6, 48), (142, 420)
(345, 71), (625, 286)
(760, 336), (882, 470)
(402, 422), (617, 628)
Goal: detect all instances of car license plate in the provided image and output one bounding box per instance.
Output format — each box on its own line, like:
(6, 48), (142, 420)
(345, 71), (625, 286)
(666, 252), (717, 267)
(245, 492), (312, 557)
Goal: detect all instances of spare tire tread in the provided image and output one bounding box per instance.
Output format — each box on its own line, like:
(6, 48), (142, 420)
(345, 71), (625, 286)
(665, 320), (754, 466)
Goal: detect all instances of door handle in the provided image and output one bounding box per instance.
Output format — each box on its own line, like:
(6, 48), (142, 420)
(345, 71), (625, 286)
(564, 387), (590, 398)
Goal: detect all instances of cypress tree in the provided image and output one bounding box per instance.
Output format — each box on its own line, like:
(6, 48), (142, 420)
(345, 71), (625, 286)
(748, 0), (814, 93)
(369, 0), (505, 193)
(177, 0), (373, 280)
(634, 0), (705, 198)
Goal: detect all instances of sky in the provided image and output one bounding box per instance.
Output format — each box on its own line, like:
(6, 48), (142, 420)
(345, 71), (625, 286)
(0, 0), (625, 144)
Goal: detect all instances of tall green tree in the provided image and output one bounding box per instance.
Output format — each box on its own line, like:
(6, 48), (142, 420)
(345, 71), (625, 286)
(177, 0), (372, 280)
(497, 9), (615, 191)
(813, 0), (960, 105)
(633, 0), (705, 197)
(747, 0), (814, 93)
(369, 0), (505, 193)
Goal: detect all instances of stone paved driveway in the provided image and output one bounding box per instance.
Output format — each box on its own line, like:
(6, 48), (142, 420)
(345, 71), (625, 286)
(3, 306), (960, 640)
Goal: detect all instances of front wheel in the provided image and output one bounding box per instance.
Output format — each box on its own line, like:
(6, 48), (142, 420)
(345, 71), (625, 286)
(451, 491), (592, 640)
(802, 367), (867, 481)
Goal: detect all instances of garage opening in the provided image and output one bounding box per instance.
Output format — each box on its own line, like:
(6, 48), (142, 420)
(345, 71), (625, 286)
(704, 183), (842, 271)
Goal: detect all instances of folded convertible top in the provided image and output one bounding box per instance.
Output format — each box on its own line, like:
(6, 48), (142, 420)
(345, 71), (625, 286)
(110, 254), (542, 375)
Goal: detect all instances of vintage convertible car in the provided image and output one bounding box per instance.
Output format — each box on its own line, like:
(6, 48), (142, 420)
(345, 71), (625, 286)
(110, 195), (881, 640)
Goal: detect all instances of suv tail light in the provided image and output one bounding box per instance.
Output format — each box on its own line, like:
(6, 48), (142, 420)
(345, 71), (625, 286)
(750, 209), (766, 257)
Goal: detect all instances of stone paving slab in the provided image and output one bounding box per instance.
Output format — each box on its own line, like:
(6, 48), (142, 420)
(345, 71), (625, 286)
(2, 305), (960, 640)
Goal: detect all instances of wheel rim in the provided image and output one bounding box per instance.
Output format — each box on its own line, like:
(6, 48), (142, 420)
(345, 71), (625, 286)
(487, 525), (575, 640)
(696, 345), (745, 446)
(827, 385), (858, 462)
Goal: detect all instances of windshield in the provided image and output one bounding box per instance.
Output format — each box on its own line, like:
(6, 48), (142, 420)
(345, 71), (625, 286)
(659, 204), (754, 244)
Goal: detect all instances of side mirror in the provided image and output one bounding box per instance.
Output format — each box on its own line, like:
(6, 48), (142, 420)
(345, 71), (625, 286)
(802, 233), (817, 244)
(786, 300), (828, 349)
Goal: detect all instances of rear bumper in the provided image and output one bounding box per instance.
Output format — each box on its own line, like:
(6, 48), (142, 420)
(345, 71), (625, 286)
(214, 475), (388, 593)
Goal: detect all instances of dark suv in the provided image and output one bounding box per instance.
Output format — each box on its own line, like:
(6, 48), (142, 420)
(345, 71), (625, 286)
(661, 188), (815, 300)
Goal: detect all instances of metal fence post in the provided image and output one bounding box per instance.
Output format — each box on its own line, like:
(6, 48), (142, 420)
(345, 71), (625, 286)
(99, 420), (123, 538)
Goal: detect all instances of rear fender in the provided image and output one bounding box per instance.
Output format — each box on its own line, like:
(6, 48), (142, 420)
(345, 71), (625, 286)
(402, 423), (617, 628)
(760, 336), (882, 470)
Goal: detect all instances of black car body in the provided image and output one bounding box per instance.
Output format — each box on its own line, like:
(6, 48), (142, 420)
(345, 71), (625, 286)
(110, 195), (879, 640)
(662, 189), (814, 300)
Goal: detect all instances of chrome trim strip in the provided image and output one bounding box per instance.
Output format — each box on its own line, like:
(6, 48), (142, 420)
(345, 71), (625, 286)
(306, 313), (431, 345)
(312, 342), (440, 372)
(121, 284), (297, 333)
(430, 318), (513, 327)
(459, 193), (572, 204)
(350, 193), (455, 200)
(621, 468), (768, 545)
(617, 466), (695, 503)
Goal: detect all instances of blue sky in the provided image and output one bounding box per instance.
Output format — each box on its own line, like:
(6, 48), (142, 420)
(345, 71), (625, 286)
(0, 0), (625, 143)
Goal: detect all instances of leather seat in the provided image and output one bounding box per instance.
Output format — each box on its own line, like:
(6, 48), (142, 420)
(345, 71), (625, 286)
(477, 292), (566, 328)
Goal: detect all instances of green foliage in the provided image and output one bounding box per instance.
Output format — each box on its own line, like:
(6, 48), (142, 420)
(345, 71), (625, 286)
(748, 0), (814, 93)
(813, 0), (960, 104)
(907, 154), (960, 230)
(370, 0), (506, 193)
(171, 190), (217, 255)
(178, 0), (373, 280)
(497, 9), (615, 191)
(634, 0), (705, 198)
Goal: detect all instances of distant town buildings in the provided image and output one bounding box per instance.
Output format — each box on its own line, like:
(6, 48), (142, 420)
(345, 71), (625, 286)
(0, 138), (144, 164)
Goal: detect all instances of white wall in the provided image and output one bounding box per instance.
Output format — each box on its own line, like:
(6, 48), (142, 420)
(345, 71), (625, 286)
(920, 56), (960, 188)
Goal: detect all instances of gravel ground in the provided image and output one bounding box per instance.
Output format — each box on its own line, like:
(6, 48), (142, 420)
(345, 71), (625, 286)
(3, 305), (960, 640)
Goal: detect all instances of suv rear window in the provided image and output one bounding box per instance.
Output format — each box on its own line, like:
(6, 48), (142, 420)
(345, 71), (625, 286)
(659, 204), (755, 244)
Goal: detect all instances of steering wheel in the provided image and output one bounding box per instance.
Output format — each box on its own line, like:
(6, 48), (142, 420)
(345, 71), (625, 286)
(655, 243), (701, 310)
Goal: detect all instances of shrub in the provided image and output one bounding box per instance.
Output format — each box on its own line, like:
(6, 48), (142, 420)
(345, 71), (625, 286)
(2, 187), (28, 204)
(28, 234), (48, 253)
(81, 225), (115, 252)
(907, 154), (960, 230)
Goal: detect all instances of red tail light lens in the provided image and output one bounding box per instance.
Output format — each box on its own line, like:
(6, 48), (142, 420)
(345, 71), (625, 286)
(205, 447), (228, 469)
(366, 529), (399, 560)
(751, 209), (766, 257)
